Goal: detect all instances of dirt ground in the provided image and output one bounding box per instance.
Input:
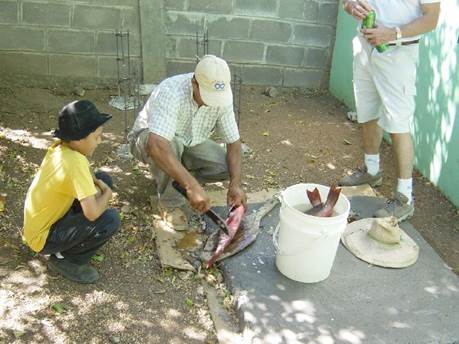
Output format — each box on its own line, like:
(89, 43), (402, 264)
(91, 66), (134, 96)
(0, 82), (458, 343)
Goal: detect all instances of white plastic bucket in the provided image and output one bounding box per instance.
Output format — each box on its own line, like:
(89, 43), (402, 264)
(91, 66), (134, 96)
(274, 183), (350, 283)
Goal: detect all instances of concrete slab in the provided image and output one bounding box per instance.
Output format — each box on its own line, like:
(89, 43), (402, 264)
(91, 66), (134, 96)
(217, 196), (459, 344)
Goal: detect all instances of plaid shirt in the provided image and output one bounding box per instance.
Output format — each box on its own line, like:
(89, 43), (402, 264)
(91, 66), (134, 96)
(129, 73), (240, 147)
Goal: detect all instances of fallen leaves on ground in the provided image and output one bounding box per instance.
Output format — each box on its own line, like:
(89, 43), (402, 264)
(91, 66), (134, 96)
(92, 253), (105, 262)
(51, 303), (66, 314)
(0, 194), (6, 212)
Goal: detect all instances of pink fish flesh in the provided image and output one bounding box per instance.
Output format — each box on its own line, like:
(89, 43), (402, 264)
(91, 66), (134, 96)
(206, 205), (246, 268)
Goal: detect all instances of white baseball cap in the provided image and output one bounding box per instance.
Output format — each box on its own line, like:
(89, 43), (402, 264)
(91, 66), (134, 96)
(194, 55), (233, 107)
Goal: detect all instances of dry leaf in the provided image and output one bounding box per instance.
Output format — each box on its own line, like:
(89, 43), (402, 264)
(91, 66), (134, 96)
(326, 163), (336, 170)
(0, 194), (6, 212)
(280, 140), (292, 146)
(51, 303), (66, 314)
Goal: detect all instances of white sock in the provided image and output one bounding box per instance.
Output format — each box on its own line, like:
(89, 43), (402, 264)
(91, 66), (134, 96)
(364, 154), (380, 176)
(55, 252), (64, 259)
(397, 178), (413, 204)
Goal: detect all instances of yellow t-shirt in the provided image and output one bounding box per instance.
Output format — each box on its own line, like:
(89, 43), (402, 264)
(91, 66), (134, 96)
(23, 141), (97, 252)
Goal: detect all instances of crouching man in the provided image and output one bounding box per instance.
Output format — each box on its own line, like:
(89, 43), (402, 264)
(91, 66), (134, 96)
(128, 55), (246, 220)
(23, 100), (120, 284)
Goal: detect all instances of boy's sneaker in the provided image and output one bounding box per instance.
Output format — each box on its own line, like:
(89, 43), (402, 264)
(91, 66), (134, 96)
(374, 192), (414, 222)
(48, 256), (99, 284)
(338, 166), (383, 187)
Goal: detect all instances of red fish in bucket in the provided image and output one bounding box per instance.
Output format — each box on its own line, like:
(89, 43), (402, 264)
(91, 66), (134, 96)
(305, 184), (342, 217)
(206, 205), (245, 268)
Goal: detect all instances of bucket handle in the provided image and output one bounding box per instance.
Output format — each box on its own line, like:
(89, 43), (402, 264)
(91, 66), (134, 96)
(272, 223), (343, 257)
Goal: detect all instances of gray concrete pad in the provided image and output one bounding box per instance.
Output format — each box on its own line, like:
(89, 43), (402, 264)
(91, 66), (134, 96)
(215, 197), (459, 344)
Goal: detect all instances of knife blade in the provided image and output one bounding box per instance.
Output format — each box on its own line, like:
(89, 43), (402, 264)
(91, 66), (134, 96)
(172, 180), (230, 235)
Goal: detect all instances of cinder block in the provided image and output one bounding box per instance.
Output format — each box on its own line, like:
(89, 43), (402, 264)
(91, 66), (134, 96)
(49, 54), (97, 77)
(293, 24), (332, 47)
(318, 3), (339, 26)
(0, 1), (17, 24)
(222, 41), (264, 63)
(188, 0), (232, 14)
(177, 38), (196, 58)
(0, 52), (48, 75)
(177, 38), (222, 59)
(121, 8), (141, 35)
(98, 56), (118, 78)
(96, 32), (118, 55)
(304, 1), (320, 21)
(165, 12), (203, 35)
(240, 65), (283, 86)
(73, 5), (121, 30)
(228, 63), (242, 78)
(48, 30), (94, 53)
(234, 0), (277, 17)
(0, 27), (44, 50)
(208, 17), (250, 40)
(251, 20), (292, 43)
(283, 68), (324, 88)
(266, 45), (304, 66)
(207, 39), (223, 56)
(96, 32), (141, 57)
(166, 59), (197, 76)
(164, 0), (185, 10)
(85, 0), (137, 6)
(305, 47), (329, 68)
(165, 37), (177, 58)
(22, 2), (71, 26)
(279, 0), (304, 20)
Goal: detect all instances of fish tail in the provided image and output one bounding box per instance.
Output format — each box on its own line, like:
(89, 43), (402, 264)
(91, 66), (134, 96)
(307, 188), (323, 207)
(325, 184), (342, 209)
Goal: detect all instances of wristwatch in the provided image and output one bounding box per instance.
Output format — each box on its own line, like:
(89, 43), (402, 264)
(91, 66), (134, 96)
(395, 26), (402, 46)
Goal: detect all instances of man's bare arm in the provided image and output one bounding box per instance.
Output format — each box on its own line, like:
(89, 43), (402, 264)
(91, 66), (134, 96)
(361, 3), (440, 46)
(226, 140), (242, 187)
(399, 3), (440, 38)
(226, 140), (247, 208)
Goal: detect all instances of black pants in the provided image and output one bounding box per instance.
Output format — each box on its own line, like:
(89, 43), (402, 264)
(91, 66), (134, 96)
(40, 171), (120, 265)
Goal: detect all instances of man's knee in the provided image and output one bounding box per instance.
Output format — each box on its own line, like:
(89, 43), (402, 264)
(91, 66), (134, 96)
(201, 161), (229, 182)
(213, 161), (229, 179)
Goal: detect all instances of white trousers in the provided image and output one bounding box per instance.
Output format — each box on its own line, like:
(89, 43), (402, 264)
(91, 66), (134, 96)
(353, 35), (419, 134)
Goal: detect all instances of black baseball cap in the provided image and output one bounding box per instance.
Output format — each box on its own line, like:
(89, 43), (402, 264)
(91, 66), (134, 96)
(53, 100), (112, 141)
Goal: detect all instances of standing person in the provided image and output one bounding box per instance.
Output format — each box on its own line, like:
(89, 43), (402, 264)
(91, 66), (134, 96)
(339, 0), (440, 220)
(23, 100), (120, 283)
(128, 55), (246, 222)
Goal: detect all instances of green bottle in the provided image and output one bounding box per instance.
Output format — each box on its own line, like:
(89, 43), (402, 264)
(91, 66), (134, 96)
(362, 10), (388, 53)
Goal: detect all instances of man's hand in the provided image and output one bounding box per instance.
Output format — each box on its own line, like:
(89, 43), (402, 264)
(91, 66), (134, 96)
(227, 183), (247, 209)
(361, 25), (396, 46)
(343, 0), (372, 20)
(186, 183), (211, 213)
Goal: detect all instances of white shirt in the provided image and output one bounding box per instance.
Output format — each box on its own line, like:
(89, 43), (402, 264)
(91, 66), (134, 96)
(129, 73), (240, 147)
(368, 0), (441, 42)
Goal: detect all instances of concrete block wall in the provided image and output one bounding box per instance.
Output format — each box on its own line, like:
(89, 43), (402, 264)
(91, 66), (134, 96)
(164, 0), (339, 88)
(0, 0), (141, 84)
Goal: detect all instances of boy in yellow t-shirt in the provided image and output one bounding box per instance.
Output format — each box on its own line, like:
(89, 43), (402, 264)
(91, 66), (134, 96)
(23, 100), (120, 284)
